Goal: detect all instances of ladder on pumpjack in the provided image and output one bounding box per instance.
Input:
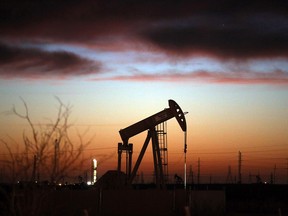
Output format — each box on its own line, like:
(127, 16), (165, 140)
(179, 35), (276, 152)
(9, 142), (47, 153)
(156, 121), (168, 184)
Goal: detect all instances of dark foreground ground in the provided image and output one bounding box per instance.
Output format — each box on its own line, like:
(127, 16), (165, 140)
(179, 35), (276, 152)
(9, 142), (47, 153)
(0, 183), (287, 216)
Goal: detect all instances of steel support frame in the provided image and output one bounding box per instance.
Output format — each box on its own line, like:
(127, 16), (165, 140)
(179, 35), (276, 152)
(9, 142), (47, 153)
(128, 128), (164, 188)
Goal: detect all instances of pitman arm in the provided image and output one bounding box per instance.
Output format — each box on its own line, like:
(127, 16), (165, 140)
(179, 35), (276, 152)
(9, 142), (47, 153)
(119, 100), (186, 144)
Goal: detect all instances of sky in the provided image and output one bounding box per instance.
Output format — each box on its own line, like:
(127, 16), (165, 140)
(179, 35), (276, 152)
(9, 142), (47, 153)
(1, 0), (288, 184)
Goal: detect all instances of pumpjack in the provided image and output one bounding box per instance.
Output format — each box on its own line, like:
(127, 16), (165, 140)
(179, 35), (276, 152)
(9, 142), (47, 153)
(117, 99), (187, 188)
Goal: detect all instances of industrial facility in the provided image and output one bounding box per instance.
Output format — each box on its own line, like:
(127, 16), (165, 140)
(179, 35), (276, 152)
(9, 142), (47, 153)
(92, 99), (187, 189)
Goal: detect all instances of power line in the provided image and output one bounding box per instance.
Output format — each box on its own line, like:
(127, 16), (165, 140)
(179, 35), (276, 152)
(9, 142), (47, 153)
(0, 146), (117, 156)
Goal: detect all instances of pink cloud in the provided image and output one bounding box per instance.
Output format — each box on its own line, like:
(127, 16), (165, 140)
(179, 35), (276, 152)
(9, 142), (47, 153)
(90, 69), (288, 85)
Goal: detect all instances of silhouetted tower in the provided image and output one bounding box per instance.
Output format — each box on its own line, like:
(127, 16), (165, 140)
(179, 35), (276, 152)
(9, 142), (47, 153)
(197, 158), (200, 184)
(91, 159), (97, 184)
(226, 165), (233, 184)
(238, 151), (242, 184)
(156, 121), (168, 183)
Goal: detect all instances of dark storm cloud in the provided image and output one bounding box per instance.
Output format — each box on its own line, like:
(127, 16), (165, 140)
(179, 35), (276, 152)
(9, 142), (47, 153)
(140, 1), (288, 59)
(2, 0), (287, 42)
(0, 43), (100, 79)
(1, 0), (287, 58)
(141, 12), (288, 59)
(1, 0), (288, 82)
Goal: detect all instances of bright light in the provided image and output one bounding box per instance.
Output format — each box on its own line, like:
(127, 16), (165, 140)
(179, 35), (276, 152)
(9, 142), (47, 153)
(92, 158), (98, 183)
(87, 181), (92, 185)
(93, 159), (97, 167)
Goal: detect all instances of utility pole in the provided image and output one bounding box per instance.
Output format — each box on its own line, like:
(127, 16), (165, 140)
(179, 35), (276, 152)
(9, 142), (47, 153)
(197, 158), (200, 184)
(238, 151), (242, 184)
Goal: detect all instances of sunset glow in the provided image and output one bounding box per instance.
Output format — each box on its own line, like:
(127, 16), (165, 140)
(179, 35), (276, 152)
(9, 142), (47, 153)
(1, 0), (288, 184)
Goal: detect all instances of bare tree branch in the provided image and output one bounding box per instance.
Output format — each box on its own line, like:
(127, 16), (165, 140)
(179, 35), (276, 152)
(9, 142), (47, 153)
(1, 97), (92, 184)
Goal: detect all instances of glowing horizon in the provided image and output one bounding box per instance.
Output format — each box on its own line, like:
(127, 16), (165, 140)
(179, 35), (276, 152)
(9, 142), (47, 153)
(1, 94), (287, 184)
(1, 1), (288, 184)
